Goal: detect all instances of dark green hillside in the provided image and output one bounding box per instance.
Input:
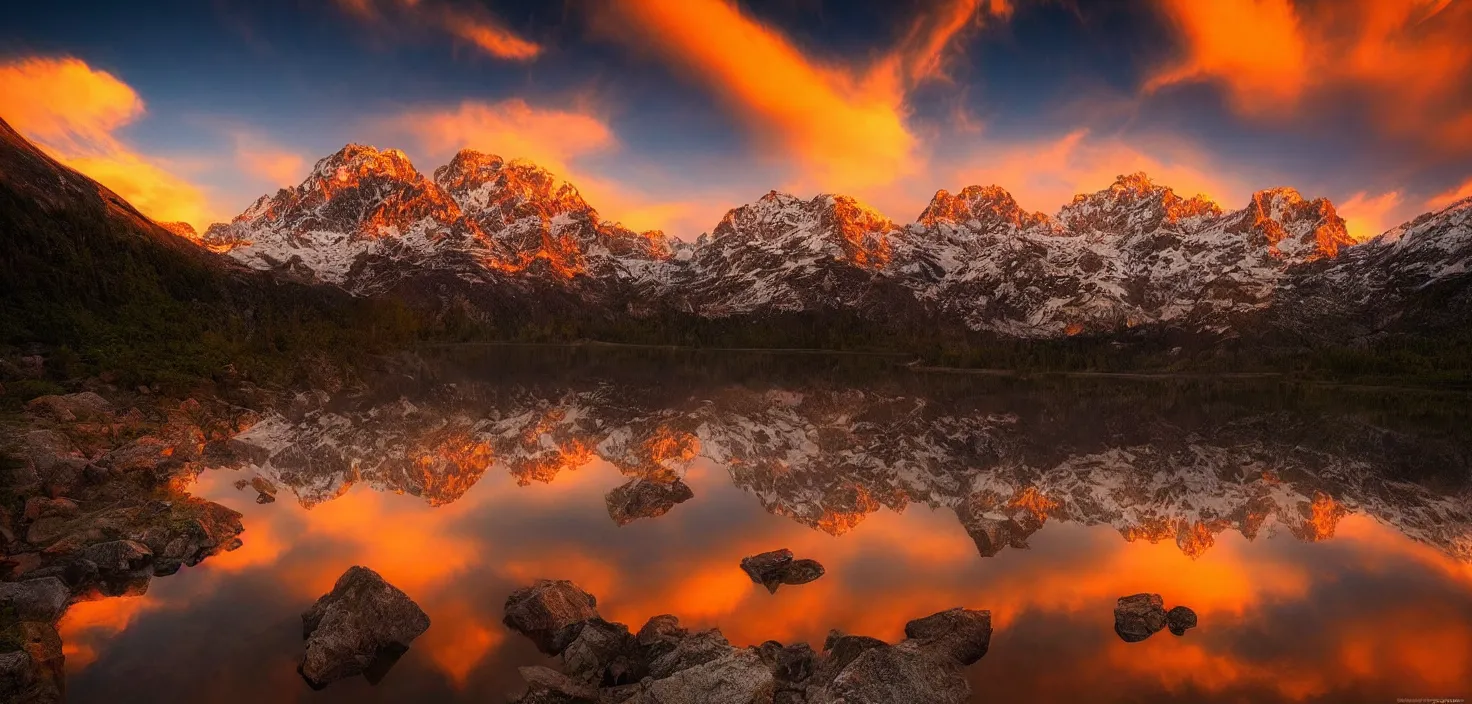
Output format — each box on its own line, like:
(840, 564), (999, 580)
(0, 117), (423, 396)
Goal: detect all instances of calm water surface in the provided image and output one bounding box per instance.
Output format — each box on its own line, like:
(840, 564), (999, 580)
(61, 348), (1472, 702)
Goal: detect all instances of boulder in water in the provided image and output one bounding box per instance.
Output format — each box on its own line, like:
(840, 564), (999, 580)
(299, 566), (430, 688)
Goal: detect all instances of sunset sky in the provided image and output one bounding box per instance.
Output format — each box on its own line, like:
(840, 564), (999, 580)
(4, 0), (1472, 240)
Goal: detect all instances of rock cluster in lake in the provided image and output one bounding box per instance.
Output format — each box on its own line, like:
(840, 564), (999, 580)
(1113, 593), (1197, 642)
(502, 579), (992, 703)
(1, 388), (256, 702)
(740, 549), (826, 594)
(299, 566), (431, 688)
(606, 478), (695, 526)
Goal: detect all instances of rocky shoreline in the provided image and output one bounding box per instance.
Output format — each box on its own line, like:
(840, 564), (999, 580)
(502, 579), (993, 703)
(1, 386), (263, 702)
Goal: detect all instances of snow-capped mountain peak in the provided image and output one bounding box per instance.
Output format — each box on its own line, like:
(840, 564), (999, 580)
(1059, 172), (1223, 238)
(917, 185), (1053, 233)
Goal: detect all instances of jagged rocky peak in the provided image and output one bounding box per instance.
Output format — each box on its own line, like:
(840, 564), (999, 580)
(226, 142), (462, 239)
(157, 221), (199, 240)
(1059, 172), (1223, 237)
(1227, 186), (1354, 260)
(917, 184), (1053, 232)
(712, 191), (898, 268)
(433, 148), (592, 222)
(311, 143), (420, 184)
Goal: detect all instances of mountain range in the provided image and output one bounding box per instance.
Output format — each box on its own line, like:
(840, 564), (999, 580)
(191, 141), (1472, 342)
(3, 114), (1471, 377)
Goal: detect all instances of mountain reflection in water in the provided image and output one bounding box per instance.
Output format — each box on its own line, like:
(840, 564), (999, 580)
(61, 348), (1472, 703)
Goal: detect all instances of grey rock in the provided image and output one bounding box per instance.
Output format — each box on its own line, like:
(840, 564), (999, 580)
(1166, 605), (1198, 636)
(812, 641), (969, 704)
(0, 578), (70, 622)
(631, 648), (775, 704)
(562, 618), (641, 686)
(23, 431), (87, 488)
(636, 614), (687, 662)
(26, 392), (111, 422)
(740, 549), (792, 589)
(646, 628), (735, 680)
(515, 665), (600, 703)
(740, 549), (825, 594)
(78, 540), (153, 574)
(504, 579), (601, 655)
(817, 630), (887, 685)
(299, 566), (430, 688)
(1114, 593), (1168, 643)
(903, 608), (992, 665)
(606, 478), (695, 526)
(0, 650), (34, 696)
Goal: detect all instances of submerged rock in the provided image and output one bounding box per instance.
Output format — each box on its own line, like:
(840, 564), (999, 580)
(503, 579), (600, 655)
(1166, 605), (1198, 636)
(1114, 593), (1168, 643)
(299, 566), (430, 688)
(605, 478), (695, 526)
(739, 549), (826, 593)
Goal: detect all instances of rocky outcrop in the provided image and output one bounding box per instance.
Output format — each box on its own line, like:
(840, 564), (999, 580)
(902, 608), (992, 666)
(299, 566), (431, 688)
(1166, 605), (1198, 636)
(739, 550), (826, 594)
(2, 390), (249, 604)
(1113, 593), (1168, 643)
(503, 579), (601, 654)
(1114, 594), (1196, 642)
(503, 580), (992, 704)
(606, 478), (695, 526)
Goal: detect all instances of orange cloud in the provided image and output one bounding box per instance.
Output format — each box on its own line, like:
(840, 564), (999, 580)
(334, 0), (541, 61)
(949, 128), (1248, 216)
(1428, 176), (1472, 210)
(398, 98), (727, 235)
(440, 7), (542, 61)
(402, 98), (614, 175)
(1338, 190), (1404, 241)
(891, 0), (1013, 84)
(1147, 0), (1472, 150)
(232, 133), (306, 187)
(1145, 0), (1307, 115)
(601, 0), (917, 192)
(0, 56), (217, 231)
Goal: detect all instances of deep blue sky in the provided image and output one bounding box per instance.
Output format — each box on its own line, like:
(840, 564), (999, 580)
(3, 0), (1470, 239)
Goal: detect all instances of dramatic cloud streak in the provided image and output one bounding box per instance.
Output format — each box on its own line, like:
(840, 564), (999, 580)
(601, 0), (918, 192)
(333, 0), (542, 61)
(947, 129), (1247, 217)
(0, 56), (216, 230)
(395, 98), (727, 235)
(1338, 190), (1405, 241)
(1147, 0), (1472, 151)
